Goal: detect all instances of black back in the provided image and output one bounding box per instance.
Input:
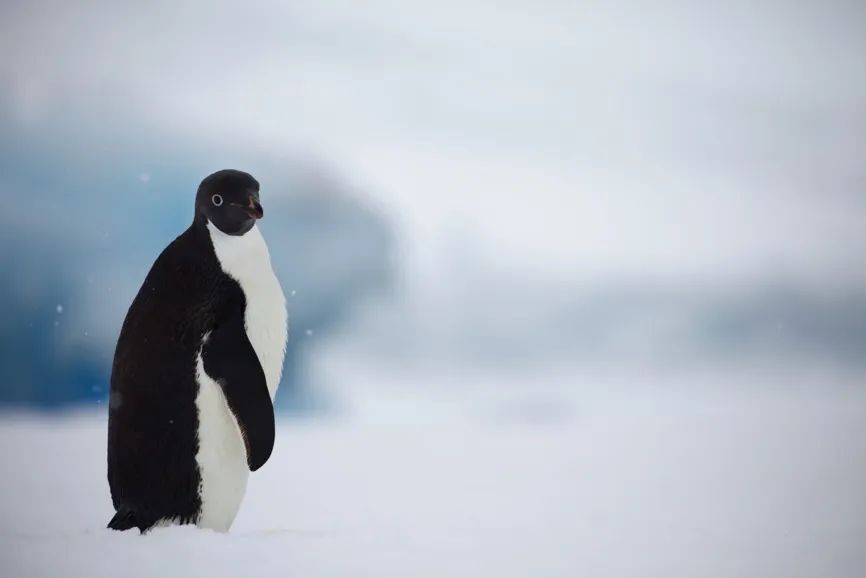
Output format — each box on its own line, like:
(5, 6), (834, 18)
(107, 218), (272, 532)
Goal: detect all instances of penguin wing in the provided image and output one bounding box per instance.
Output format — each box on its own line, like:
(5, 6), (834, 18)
(201, 305), (275, 471)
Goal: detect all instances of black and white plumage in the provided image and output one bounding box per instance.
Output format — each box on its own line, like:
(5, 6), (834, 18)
(107, 169), (287, 533)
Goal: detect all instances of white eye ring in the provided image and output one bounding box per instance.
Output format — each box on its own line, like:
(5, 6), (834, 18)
(211, 194), (223, 207)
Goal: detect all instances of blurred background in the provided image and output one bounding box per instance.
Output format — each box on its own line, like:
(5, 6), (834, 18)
(2, 2), (866, 576)
(1, 0), (864, 416)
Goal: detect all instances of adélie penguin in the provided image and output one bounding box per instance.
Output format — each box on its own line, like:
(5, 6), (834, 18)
(107, 169), (288, 533)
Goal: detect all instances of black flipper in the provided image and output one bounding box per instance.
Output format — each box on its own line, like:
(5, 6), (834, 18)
(201, 303), (275, 471)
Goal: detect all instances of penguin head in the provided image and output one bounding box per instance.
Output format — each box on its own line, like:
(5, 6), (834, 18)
(196, 169), (264, 236)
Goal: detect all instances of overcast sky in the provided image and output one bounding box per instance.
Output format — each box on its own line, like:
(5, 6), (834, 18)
(3, 0), (865, 289)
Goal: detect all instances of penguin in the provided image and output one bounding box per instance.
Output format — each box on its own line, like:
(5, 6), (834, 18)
(107, 169), (288, 533)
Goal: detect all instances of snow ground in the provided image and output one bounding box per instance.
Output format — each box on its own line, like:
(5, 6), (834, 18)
(2, 388), (866, 578)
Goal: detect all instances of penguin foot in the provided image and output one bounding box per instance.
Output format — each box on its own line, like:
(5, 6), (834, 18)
(107, 507), (150, 533)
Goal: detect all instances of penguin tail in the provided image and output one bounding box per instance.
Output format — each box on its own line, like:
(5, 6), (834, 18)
(107, 507), (146, 532)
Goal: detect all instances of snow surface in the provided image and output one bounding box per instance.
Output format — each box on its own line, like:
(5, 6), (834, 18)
(2, 388), (866, 578)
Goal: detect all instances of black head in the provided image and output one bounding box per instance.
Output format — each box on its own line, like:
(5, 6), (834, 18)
(195, 169), (263, 236)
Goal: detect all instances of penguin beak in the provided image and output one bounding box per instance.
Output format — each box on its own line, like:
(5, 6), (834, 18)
(245, 196), (264, 220)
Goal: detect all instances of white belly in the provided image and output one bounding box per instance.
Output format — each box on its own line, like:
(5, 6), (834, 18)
(194, 352), (249, 531)
(193, 223), (288, 531)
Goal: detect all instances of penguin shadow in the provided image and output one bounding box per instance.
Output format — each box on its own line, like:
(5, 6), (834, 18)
(1, 526), (333, 545)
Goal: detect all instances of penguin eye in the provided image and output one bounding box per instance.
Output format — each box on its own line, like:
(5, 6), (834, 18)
(211, 194), (223, 207)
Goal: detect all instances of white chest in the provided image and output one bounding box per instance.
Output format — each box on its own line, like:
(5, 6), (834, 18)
(207, 222), (288, 398)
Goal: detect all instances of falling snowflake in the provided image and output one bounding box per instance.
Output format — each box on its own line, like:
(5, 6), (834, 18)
(139, 172), (151, 183)
(305, 329), (313, 336)
(56, 304), (63, 314)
